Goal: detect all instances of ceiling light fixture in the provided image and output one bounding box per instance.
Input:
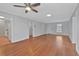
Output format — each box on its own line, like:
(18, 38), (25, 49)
(0, 16), (5, 19)
(25, 7), (31, 11)
(46, 14), (52, 17)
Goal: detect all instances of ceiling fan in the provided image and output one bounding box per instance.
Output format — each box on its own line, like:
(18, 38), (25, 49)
(13, 3), (40, 13)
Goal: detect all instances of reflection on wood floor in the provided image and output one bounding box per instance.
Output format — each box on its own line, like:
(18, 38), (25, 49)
(0, 34), (78, 56)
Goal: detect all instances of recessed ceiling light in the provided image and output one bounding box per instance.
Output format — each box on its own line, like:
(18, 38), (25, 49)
(46, 14), (52, 17)
(0, 16), (5, 19)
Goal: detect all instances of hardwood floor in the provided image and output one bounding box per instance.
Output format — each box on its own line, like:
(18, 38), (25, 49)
(0, 36), (11, 46)
(0, 34), (78, 56)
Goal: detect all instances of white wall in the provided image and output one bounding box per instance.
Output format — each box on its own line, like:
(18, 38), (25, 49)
(70, 5), (79, 53)
(71, 17), (77, 43)
(71, 16), (79, 54)
(32, 22), (46, 37)
(11, 16), (30, 42)
(77, 16), (79, 53)
(46, 20), (72, 39)
(73, 9), (79, 53)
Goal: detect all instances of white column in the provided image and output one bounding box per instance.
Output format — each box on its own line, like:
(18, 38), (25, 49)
(72, 17), (77, 43)
(72, 17), (78, 53)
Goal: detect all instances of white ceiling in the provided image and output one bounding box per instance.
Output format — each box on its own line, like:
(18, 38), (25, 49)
(0, 3), (78, 23)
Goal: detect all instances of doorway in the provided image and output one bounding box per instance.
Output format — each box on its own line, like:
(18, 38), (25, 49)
(0, 19), (11, 45)
(0, 19), (7, 36)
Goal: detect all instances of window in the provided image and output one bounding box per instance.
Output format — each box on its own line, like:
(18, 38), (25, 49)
(56, 24), (62, 33)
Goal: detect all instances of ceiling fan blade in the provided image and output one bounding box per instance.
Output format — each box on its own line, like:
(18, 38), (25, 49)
(31, 8), (38, 13)
(24, 3), (28, 6)
(24, 3), (31, 6)
(13, 5), (25, 8)
(31, 3), (40, 7)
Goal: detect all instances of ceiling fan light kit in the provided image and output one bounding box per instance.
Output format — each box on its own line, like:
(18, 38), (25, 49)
(25, 7), (31, 11)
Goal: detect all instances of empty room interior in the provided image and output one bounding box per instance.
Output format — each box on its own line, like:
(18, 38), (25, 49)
(0, 3), (79, 56)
